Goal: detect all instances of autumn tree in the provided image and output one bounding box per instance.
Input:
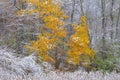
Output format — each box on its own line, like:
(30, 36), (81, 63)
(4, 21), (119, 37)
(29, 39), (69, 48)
(67, 16), (95, 66)
(20, 0), (67, 67)
(20, 0), (95, 70)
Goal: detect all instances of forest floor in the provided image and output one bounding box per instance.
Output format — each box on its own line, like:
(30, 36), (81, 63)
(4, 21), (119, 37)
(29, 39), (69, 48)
(0, 47), (120, 80)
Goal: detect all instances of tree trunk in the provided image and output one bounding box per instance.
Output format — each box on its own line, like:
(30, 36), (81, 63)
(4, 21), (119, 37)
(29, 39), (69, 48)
(101, 0), (107, 59)
(110, 0), (114, 41)
(68, 0), (75, 36)
(80, 0), (84, 16)
(16, 28), (24, 54)
(116, 4), (120, 39)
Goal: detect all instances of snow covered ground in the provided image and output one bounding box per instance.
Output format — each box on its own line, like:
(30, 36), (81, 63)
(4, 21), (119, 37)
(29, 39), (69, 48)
(0, 47), (120, 80)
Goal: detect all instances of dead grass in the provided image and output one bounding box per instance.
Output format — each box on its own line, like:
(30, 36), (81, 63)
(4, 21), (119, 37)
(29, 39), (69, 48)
(0, 47), (120, 80)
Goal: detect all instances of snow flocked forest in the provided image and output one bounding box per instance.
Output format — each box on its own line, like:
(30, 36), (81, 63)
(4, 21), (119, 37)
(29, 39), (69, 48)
(0, 0), (120, 80)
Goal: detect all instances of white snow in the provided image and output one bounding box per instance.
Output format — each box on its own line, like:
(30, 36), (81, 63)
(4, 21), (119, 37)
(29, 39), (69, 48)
(0, 47), (120, 80)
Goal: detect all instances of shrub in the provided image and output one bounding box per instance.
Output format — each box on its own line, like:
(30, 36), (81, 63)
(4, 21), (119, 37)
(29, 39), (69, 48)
(91, 52), (116, 73)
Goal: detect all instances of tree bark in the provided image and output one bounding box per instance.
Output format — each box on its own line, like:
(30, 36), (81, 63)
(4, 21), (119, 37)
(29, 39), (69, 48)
(80, 0), (84, 16)
(110, 0), (114, 41)
(116, 4), (120, 39)
(101, 0), (107, 59)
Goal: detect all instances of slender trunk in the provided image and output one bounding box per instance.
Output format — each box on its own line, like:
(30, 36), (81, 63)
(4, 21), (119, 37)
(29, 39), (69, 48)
(80, 0), (84, 16)
(71, 0), (75, 23)
(110, 0), (114, 41)
(14, 0), (16, 6)
(68, 0), (75, 35)
(101, 0), (107, 59)
(16, 28), (24, 54)
(116, 4), (120, 39)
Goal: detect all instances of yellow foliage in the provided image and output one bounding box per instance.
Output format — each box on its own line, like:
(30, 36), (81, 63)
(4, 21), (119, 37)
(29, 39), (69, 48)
(21, 0), (95, 67)
(22, 0), (67, 63)
(67, 16), (95, 65)
(43, 54), (56, 64)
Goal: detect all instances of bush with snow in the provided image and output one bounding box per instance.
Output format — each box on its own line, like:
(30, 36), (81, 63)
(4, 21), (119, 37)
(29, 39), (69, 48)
(0, 47), (120, 80)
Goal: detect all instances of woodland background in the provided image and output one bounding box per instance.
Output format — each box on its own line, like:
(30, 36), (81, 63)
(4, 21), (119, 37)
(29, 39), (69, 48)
(0, 0), (120, 80)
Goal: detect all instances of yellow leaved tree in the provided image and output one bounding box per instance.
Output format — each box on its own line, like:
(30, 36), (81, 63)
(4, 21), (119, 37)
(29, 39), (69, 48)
(67, 16), (95, 66)
(19, 0), (95, 70)
(21, 0), (67, 65)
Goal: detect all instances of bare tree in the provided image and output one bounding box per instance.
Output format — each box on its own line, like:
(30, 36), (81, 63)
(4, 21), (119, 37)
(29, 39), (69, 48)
(68, 0), (76, 35)
(116, 4), (120, 39)
(110, 0), (115, 41)
(79, 0), (84, 16)
(101, 0), (107, 59)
